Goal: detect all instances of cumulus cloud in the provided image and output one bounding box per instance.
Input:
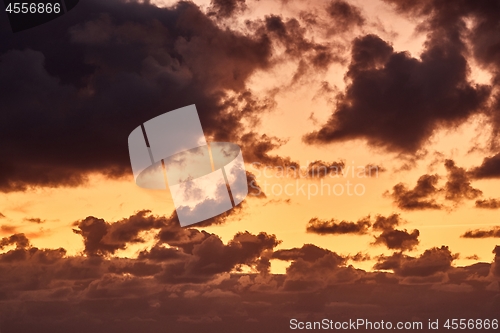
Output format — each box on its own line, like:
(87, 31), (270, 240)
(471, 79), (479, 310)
(388, 174), (442, 210)
(0, 233), (30, 250)
(272, 244), (334, 262)
(373, 229), (420, 251)
(374, 246), (456, 277)
(0, 230), (497, 332)
(371, 214), (420, 251)
(282, 252), (350, 291)
(382, 0), (500, 147)
(71, 209), (282, 283)
(73, 210), (172, 256)
(155, 231), (280, 283)
(387, 160), (482, 210)
(73, 204), (259, 257)
(371, 214), (403, 231)
(443, 159), (482, 202)
(303, 32), (490, 153)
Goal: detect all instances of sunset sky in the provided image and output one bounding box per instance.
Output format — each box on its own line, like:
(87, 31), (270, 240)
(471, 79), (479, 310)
(0, 0), (499, 331)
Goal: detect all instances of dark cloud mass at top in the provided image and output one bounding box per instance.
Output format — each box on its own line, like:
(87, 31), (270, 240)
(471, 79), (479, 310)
(0, 0), (365, 192)
(0, 0), (275, 192)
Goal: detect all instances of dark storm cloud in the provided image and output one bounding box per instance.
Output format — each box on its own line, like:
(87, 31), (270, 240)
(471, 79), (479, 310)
(260, 13), (348, 83)
(475, 198), (500, 209)
(371, 214), (420, 251)
(373, 229), (420, 251)
(326, 0), (365, 33)
(272, 244), (333, 262)
(71, 208), (276, 283)
(461, 227), (500, 238)
(156, 231), (280, 283)
(306, 216), (371, 235)
(73, 210), (172, 256)
(388, 174), (442, 210)
(0, 247), (66, 264)
(0, 0), (366, 193)
(443, 159), (482, 202)
(72, 204), (259, 257)
(371, 213), (403, 231)
(303, 31), (491, 152)
(387, 160), (482, 210)
(0, 0), (279, 192)
(383, 0), (500, 78)
(263, 15), (322, 58)
(374, 246), (456, 277)
(246, 171), (266, 198)
(208, 0), (246, 18)
(0, 233), (66, 264)
(470, 153), (500, 179)
(239, 133), (299, 168)
(382, 0), (500, 145)
(155, 218), (213, 255)
(282, 251), (351, 291)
